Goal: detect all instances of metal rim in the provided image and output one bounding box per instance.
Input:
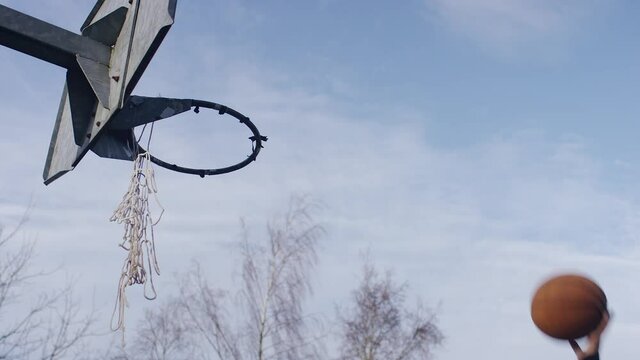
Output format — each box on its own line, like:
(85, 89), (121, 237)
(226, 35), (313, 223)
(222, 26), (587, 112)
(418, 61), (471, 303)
(137, 100), (267, 177)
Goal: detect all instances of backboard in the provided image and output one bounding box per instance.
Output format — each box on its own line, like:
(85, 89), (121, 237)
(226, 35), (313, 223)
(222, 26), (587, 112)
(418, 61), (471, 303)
(43, 0), (176, 184)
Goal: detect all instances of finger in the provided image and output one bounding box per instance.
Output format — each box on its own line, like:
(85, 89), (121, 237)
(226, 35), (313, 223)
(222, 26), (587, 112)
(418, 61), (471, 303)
(569, 339), (582, 352)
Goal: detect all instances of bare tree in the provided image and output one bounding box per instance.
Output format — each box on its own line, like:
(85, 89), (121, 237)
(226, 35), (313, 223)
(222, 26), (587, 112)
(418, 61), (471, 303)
(337, 260), (443, 360)
(125, 196), (325, 360)
(130, 300), (196, 360)
(0, 212), (96, 360)
(119, 198), (443, 360)
(176, 263), (239, 360)
(0, 214), (39, 359)
(239, 196), (324, 360)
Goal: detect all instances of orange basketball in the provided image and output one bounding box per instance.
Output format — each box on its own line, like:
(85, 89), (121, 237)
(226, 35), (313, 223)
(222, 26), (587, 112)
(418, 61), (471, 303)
(531, 274), (606, 340)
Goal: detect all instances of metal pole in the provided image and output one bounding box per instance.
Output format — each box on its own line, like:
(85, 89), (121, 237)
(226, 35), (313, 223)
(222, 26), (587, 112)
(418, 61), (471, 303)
(0, 4), (110, 69)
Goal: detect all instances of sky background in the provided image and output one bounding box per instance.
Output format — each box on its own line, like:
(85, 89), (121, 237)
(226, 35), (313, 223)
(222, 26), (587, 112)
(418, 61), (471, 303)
(1, 0), (640, 359)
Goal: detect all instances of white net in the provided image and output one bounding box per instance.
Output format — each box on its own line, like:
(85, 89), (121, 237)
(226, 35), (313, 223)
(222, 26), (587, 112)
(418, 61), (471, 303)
(110, 149), (164, 332)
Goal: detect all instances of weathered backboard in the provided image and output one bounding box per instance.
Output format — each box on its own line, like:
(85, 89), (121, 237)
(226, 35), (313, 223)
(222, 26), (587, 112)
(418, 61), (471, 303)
(43, 0), (176, 184)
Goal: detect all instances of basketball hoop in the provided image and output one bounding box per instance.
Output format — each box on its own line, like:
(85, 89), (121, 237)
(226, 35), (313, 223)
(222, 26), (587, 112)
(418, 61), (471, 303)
(136, 99), (268, 178)
(106, 97), (267, 332)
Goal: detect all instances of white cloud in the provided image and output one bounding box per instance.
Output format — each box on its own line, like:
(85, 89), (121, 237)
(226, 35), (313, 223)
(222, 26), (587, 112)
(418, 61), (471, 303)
(424, 0), (604, 56)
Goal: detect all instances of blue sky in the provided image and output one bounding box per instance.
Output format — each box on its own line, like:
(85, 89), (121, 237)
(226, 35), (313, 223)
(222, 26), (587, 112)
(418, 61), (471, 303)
(1, 0), (639, 359)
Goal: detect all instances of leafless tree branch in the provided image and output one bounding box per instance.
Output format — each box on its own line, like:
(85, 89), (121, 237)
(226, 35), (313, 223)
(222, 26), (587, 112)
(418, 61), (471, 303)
(241, 196), (324, 360)
(177, 262), (240, 360)
(337, 260), (443, 360)
(0, 211), (97, 360)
